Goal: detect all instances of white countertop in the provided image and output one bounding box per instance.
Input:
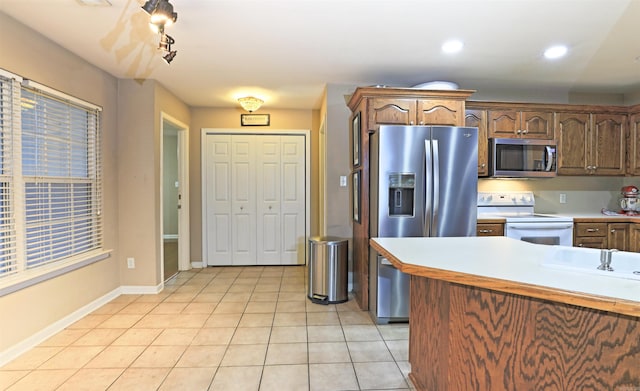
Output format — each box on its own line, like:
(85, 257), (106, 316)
(371, 236), (640, 307)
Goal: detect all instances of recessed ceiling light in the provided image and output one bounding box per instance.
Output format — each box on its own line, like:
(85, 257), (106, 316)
(442, 40), (464, 54)
(544, 45), (568, 60)
(76, 0), (112, 6)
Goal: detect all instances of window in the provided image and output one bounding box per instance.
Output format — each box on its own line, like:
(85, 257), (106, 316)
(0, 70), (102, 281)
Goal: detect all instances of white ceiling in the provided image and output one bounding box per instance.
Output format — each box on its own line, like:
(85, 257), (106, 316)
(2, 0), (639, 110)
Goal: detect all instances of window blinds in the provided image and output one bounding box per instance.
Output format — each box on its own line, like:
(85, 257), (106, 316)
(20, 85), (103, 269)
(0, 73), (20, 276)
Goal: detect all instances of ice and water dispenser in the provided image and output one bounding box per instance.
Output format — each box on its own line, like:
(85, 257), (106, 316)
(388, 173), (415, 216)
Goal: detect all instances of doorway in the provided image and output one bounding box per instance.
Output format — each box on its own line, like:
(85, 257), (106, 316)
(161, 114), (190, 281)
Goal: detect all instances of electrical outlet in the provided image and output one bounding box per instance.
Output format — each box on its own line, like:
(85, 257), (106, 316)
(559, 193), (567, 204)
(127, 257), (135, 269)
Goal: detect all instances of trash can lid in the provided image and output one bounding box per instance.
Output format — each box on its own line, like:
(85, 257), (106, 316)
(309, 236), (347, 245)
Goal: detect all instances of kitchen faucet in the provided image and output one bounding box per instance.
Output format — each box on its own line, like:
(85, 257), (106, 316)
(597, 249), (618, 271)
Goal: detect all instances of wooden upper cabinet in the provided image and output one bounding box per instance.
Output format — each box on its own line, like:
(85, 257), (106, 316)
(370, 98), (416, 125)
(465, 109), (488, 176)
(630, 113), (640, 175)
(591, 113), (626, 175)
(556, 112), (590, 175)
(487, 110), (553, 139)
(557, 112), (625, 176)
(417, 99), (463, 126)
(370, 98), (464, 126)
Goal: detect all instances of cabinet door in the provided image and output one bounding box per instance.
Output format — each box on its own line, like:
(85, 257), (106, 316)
(476, 223), (504, 236)
(575, 236), (607, 249)
(417, 99), (463, 126)
(630, 114), (640, 175)
(629, 224), (640, 253)
(592, 114), (626, 175)
(487, 110), (519, 138)
(370, 98), (416, 125)
(556, 112), (590, 175)
(465, 110), (488, 176)
(521, 111), (554, 139)
(607, 223), (629, 251)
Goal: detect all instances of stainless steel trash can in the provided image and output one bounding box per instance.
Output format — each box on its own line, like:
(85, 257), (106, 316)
(308, 236), (348, 304)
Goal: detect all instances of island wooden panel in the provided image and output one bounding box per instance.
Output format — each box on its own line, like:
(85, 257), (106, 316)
(409, 276), (640, 391)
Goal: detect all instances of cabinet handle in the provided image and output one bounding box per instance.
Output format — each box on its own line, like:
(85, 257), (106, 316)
(516, 129), (521, 134)
(578, 244), (584, 247)
(419, 121), (424, 125)
(586, 228), (599, 232)
(479, 229), (493, 233)
(522, 129), (528, 134)
(410, 121), (414, 125)
(610, 229), (616, 233)
(481, 163), (486, 168)
(240, 206), (244, 210)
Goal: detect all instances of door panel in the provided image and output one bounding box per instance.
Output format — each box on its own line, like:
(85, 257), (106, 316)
(232, 136), (256, 264)
(280, 136), (306, 264)
(257, 136), (281, 264)
(206, 135), (232, 265)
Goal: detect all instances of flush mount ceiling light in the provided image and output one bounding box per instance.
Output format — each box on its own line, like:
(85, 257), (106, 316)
(544, 45), (568, 59)
(238, 97), (264, 112)
(442, 39), (464, 54)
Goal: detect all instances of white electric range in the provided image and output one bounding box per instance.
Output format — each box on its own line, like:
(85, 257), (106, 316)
(477, 191), (574, 246)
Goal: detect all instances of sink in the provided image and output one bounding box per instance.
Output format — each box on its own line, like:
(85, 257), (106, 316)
(542, 246), (640, 281)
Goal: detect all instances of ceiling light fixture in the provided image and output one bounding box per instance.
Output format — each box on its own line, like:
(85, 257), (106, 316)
(238, 97), (264, 112)
(442, 39), (464, 54)
(544, 45), (568, 60)
(142, 0), (179, 65)
(163, 50), (178, 64)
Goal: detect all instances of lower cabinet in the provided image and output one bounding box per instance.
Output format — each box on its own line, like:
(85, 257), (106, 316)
(574, 221), (635, 252)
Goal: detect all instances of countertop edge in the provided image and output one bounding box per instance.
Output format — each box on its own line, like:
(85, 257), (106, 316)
(370, 238), (640, 318)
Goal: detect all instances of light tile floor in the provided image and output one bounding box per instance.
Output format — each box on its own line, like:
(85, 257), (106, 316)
(0, 266), (412, 391)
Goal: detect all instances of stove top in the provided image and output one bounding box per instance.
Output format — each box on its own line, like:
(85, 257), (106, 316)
(477, 191), (573, 224)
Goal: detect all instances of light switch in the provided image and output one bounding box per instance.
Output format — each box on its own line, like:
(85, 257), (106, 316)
(339, 176), (347, 187)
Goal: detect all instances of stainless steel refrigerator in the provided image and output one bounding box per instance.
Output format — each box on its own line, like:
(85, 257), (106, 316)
(369, 125), (478, 323)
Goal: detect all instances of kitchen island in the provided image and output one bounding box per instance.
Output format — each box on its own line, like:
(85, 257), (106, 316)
(370, 237), (640, 391)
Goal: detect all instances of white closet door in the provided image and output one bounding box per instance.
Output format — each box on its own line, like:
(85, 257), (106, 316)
(256, 136), (281, 264)
(205, 135), (232, 265)
(231, 136), (257, 265)
(280, 136), (306, 265)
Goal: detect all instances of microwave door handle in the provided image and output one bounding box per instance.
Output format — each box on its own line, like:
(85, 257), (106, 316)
(545, 146), (554, 172)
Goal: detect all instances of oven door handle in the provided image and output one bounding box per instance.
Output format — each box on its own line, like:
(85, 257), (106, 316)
(507, 223), (573, 230)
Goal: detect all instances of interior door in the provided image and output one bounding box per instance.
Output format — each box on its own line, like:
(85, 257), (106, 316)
(256, 136), (281, 264)
(205, 135), (232, 265)
(203, 132), (307, 266)
(231, 135), (257, 265)
(280, 136), (306, 264)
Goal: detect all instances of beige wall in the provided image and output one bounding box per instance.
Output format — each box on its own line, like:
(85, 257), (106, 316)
(0, 13), (120, 351)
(189, 107), (319, 263)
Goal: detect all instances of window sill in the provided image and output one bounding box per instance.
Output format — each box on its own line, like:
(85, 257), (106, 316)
(0, 250), (112, 297)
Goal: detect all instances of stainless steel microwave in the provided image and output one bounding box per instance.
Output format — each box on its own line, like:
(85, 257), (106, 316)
(489, 138), (557, 178)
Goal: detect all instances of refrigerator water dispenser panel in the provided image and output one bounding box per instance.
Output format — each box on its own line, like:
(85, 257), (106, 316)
(388, 173), (415, 217)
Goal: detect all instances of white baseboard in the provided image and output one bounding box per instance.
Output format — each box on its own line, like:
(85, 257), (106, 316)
(0, 283), (164, 367)
(0, 287), (120, 367)
(191, 261), (204, 268)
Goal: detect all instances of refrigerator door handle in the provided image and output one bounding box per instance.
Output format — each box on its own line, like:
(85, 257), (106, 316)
(432, 139), (440, 236)
(424, 139), (432, 236)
